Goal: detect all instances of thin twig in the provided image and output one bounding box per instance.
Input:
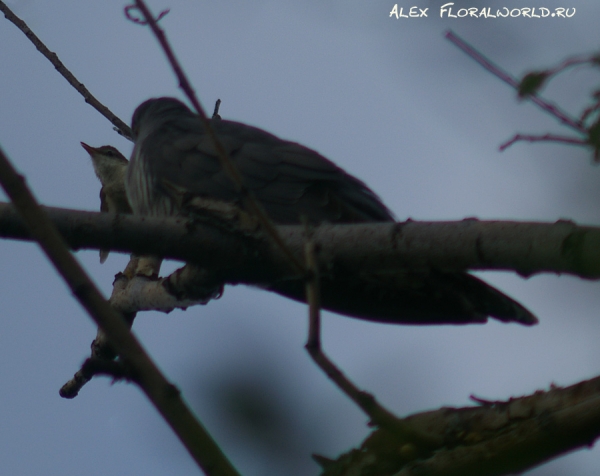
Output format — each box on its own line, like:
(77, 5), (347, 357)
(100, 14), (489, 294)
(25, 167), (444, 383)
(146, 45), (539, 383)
(545, 54), (596, 78)
(302, 223), (442, 449)
(124, 4), (169, 24)
(445, 30), (585, 133)
(127, 0), (305, 274)
(581, 98), (600, 124)
(499, 133), (588, 151)
(0, 1), (133, 140)
(303, 221), (321, 350)
(212, 99), (222, 119)
(469, 394), (503, 406)
(0, 146), (240, 476)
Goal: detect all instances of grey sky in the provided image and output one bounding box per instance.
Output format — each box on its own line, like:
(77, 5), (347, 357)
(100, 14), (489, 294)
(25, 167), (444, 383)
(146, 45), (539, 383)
(1, 1), (600, 475)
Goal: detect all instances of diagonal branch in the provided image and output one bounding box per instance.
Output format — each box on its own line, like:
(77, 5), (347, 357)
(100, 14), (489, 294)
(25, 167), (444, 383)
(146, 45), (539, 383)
(0, 149), (240, 476)
(0, 1), (133, 139)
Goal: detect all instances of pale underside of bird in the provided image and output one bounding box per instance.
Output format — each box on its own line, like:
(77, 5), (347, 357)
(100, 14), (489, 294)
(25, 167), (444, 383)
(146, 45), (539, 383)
(124, 97), (537, 326)
(81, 142), (131, 263)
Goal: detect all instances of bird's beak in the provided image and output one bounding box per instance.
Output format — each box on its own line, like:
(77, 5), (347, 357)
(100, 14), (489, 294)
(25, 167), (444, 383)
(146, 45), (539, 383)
(80, 142), (95, 155)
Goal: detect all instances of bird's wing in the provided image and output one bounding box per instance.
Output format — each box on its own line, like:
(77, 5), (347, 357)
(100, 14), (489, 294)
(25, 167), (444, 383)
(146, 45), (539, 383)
(135, 108), (536, 326)
(146, 119), (394, 224)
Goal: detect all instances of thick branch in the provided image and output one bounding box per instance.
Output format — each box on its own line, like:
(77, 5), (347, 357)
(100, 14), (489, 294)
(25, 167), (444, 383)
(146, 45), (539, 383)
(319, 375), (600, 476)
(1, 203), (599, 281)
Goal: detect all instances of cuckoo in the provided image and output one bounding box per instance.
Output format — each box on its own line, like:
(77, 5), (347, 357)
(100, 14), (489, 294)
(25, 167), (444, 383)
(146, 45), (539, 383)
(125, 97), (537, 326)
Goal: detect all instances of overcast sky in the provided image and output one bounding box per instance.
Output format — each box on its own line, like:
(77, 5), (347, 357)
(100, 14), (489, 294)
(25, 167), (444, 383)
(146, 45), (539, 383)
(2, 1), (600, 475)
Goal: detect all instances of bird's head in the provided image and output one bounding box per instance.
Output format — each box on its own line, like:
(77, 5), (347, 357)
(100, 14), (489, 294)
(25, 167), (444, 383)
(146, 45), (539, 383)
(130, 97), (194, 140)
(80, 142), (128, 185)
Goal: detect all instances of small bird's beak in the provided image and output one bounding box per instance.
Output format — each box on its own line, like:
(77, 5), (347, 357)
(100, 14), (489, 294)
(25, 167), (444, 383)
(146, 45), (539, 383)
(80, 142), (95, 155)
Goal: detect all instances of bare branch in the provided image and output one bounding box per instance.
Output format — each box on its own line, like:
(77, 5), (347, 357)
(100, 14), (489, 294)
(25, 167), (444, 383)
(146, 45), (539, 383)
(499, 133), (588, 151)
(0, 150), (240, 476)
(61, 358), (136, 398)
(110, 265), (223, 314)
(0, 1), (133, 140)
(1, 202), (599, 281)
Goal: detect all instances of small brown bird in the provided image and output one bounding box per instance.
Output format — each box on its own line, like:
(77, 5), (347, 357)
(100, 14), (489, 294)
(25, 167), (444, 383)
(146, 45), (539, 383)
(124, 97), (537, 326)
(81, 142), (132, 262)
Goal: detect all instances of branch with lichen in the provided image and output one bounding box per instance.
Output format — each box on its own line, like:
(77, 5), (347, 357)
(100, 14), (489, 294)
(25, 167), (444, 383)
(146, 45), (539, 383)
(317, 375), (600, 476)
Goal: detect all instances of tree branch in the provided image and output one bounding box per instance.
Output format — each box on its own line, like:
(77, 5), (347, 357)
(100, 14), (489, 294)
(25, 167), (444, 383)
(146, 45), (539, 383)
(0, 150), (240, 476)
(445, 30), (585, 133)
(60, 259), (223, 398)
(0, 1), (133, 139)
(499, 133), (588, 152)
(318, 375), (600, 476)
(1, 202), (599, 281)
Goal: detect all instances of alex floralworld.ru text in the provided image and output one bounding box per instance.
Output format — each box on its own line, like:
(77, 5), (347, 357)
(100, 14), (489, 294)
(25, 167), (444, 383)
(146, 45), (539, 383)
(389, 4), (576, 19)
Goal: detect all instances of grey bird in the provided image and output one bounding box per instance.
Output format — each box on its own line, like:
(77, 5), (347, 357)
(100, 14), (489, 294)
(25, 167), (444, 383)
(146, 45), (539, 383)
(126, 97), (537, 326)
(81, 142), (132, 262)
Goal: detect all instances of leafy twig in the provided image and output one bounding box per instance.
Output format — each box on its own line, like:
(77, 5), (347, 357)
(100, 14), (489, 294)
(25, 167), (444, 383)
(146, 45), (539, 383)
(444, 30), (600, 160)
(445, 30), (585, 133)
